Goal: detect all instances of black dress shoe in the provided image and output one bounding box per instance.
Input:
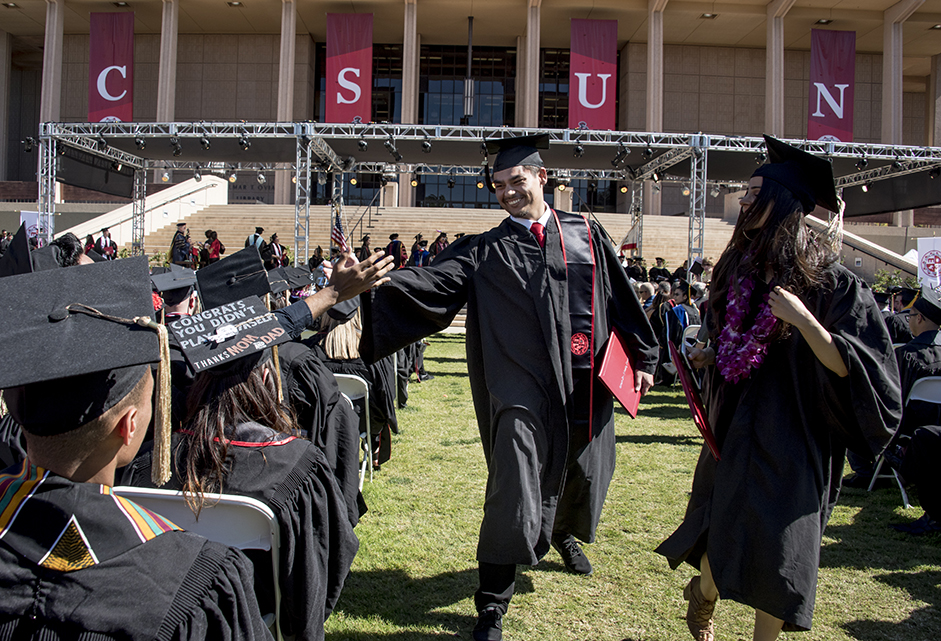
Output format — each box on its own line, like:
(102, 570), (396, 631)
(472, 607), (503, 641)
(551, 534), (593, 575)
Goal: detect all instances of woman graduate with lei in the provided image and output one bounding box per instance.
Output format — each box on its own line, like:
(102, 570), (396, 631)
(655, 136), (902, 641)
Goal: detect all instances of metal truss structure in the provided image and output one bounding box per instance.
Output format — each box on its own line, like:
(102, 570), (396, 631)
(37, 122), (941, 266)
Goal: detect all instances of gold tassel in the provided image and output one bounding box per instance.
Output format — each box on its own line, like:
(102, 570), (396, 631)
(272, 344), (284, 405)
(826, 193), (846, 254)
(135, 317), (173, 486)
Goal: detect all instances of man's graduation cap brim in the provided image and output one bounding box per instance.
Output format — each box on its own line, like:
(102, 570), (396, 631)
(267, 268), (291, 295)
(152, 267), (197, 293)
(0, 256), (159, 435)
(914, 287), (941, 325)
(485, 134), (550, 174)
(283, 265), (315, 289)
(327, 297), (360, 323)
(168, 295), (289, 375)
(196, 245), (270, 309)
(753, 135), (840, 213)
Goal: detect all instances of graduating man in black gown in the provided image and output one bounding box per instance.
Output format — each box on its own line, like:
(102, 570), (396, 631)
(360, 134), (658, 641)
(0, 257), (272, 640)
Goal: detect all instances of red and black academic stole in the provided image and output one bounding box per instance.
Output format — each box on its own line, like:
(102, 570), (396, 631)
(553, 210), (596, 372)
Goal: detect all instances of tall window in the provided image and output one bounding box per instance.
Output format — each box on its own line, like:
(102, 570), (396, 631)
(539, 49), (569, 129)
(418, 45), (516, 127)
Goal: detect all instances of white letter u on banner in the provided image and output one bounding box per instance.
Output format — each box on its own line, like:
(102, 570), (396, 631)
(574, 73), (611, 109)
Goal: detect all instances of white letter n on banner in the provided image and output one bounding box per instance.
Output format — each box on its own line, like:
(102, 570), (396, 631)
(337, 68), (362, 104)
(812, 83), (849, 119)
(574, 73), (611, 109)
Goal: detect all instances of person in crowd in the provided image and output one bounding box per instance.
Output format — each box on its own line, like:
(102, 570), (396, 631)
(267, 233), (289, 270)
(0, 257), (273, 640)
(655, 136), (901, 641)
(205, 229), (224, 264)
(357, 235), (372, 262)
(627, 257), (647, 282)
(309, 245), (325, 270)
(358, 134), (658, 641)
(171, 221), (192, 267)
(83, 233), (95, 255)
(885, 287), (917, 344)
(637, 282), (656, 310)
(124, 247), (393, 641)
(95, 227), (117, 260)
(410, 233), (423, 257)
(410, 239), (431, 266)
(894, 286), (941, 431)
(430, 231), (449, 259)
(887, 424), (941, 534)
(386, 233), (406, 269)
(245, 226), (266, 250)
(690, 281), (707, 310)
(671, 259), (689, 282)
(647, 280), (673, 338)
(312, 303), (398, 469)
(0, 229), (10, 257)
(649, 257), (671, 282)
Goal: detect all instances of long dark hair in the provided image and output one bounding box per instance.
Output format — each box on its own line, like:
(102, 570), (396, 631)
(708, 178), (835, 342)
(180, 356), (296, 514)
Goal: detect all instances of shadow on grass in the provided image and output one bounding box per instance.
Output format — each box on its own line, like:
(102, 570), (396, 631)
(330, 567), (534, 639)
(615, 433), (702, 447)
(628, 404), (694, 420)
(423, 356), (468, 364)
(841, 569), (941, 640)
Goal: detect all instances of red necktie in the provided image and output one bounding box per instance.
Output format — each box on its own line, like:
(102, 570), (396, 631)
(530, 222), (546, 248)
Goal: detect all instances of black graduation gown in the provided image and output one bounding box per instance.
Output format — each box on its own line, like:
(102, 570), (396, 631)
(894, 329), (941, 433)
(361, 211), (658, 566)
(0, 461), (271, 641)
(278, 340), (365, 525)
(655, 265), (902, 631)
(123, 424), (359, 641)
(884, 309), (914, 344)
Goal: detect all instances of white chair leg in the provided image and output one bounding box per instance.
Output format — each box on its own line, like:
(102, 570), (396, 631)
(359, 432), (368, 492)
(867, 457), (884, 492)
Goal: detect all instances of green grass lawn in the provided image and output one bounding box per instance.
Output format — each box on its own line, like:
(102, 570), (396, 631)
(327, 334), (941, 640)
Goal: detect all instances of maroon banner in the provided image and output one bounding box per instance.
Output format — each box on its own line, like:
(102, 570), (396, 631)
(569, 19), (617, 130)
(89, 13), (134, 123)
(326, 13), (373, 124)
(807, 29), (855, 142)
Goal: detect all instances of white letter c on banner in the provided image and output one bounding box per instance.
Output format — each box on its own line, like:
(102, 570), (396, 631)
(337, 67), (362, 104)
(97, 66), (127, 101)
(574, 72), (611, 109)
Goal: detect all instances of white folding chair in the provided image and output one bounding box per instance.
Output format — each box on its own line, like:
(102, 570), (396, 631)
(680, 324), (702, 357)
(333, 373), (372, 489)
(867, 376), (941, 507)
(112, 486), (283, 640)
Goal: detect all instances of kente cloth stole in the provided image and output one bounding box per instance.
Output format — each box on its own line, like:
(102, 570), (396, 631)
(551, 210), (597, 438)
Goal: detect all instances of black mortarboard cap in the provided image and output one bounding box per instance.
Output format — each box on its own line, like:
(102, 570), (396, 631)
(0, 224), (32, 277)
(327, 297), (360, 323)
(282, 265), (314, 290)
(689, 259), (704, 277)
(873, 291), (890, 307)
(196, 245), (270, 309)
(753, 135), (840, 214)
(900, 287), (918, 306)
(267, 267), (290, 295)
(86, 249), (105, 263)
(168, 295), (289, 375)
(486, 134), (550, 173)
(151, 266), (196, 293)
(914, 287), (941, 325)
(0, 256), (160, 435)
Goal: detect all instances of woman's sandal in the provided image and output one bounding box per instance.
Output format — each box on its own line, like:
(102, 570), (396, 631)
(683, 575), (716, 641)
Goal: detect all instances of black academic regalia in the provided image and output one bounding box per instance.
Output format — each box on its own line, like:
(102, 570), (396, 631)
(278, 340), (365, 525)
(884, 309), (914, 344)
(655, 265), (902, 631)
(894, 329), (941, 433)
(0, 414), (26, 470)
(123, 424), (359, 641)
(0, 461), (272, 641)
(901, 424), (941, 522)
(361, 210), (659, 566)
(649, 266), (671, 282)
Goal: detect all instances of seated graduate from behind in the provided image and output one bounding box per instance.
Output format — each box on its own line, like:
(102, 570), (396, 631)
(0, 256), (272, 640)
(123, 246), (392, 641)
(310, 300), (398, 469)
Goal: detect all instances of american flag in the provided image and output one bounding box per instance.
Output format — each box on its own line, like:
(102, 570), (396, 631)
(331, 211), (349, 252)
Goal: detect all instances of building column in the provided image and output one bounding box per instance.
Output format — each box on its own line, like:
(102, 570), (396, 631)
(0, 29), (12, 181)
(646, 0), (667, 132)
(399, 0), (419, 207)
(40, 0), (65, 123)
(515, 35), (526, 125)
(157, 0), (179, 123)
(765, 0), (795, 136)
(521, 1), (541, 127)
(275, 0), (297, 205)
(929, 54), (941, 146)
(882, 0), (924, 144)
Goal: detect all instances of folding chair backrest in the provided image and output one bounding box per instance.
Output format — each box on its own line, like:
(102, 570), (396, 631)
(906, 376), (941, 406)
(112, 486), (282, 640)
(334, 373), (373, 488)
(681, 324), (701, 357)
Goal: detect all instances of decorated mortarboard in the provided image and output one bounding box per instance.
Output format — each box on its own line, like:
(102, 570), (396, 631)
(0, 224), (31, 277)
(914, 287), (941, 325)
(196, 245), (270, 309)
(168, 295), (289, 375)
(267, 267), (291, 295)
(753, 135), (840, 214)
(0, 256), (173, 484)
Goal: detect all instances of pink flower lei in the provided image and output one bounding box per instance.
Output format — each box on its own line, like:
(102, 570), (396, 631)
(715, 276), (779, 383)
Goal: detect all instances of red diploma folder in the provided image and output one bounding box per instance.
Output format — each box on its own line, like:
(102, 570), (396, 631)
(668, 341), (721, 461)
(598, 330), (640, 418)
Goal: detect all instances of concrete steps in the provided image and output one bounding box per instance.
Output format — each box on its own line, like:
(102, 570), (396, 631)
(137, 203), (735, 275)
